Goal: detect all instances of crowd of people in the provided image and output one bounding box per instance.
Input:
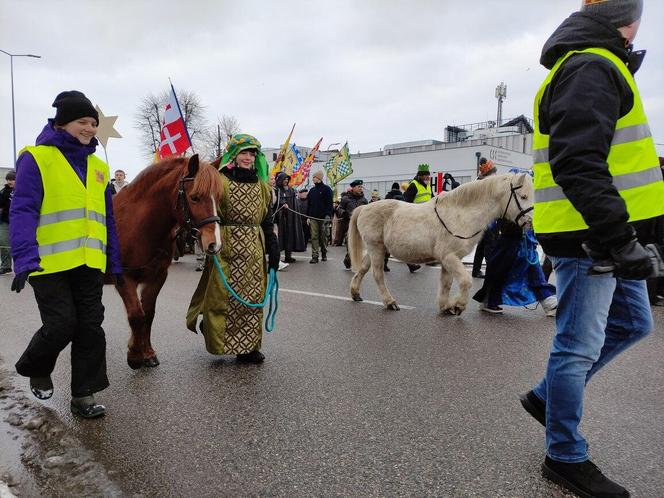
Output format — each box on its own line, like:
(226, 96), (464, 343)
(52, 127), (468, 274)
(3, 2), (664, 495)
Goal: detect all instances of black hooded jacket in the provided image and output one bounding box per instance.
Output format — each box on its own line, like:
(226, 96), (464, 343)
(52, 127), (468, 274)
(535, 12), (659, 257)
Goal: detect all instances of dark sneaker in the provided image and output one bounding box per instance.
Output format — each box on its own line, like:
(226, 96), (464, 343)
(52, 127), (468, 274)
(519, 390), (545, 427)
(408, 264), (421, 273)
(0, 268), (12, 275)
(542, 457), (630, 498)
(237, 351), (265, 364)
(479, 303), (503, 314)
(309, 257), (319, 264)
(284, 257), (296, 263)
(30, 376), (53, 400)
(472, 270), (485, 278)
(384, 265), (391, 272)
(70, 397), (106, 419)
(321, 253), (327, 261)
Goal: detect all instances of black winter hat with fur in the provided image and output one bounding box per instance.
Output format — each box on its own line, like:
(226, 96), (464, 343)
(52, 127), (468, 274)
(52, 90), (99, 126)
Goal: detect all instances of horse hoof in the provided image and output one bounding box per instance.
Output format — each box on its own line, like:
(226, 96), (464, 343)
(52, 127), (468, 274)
(442, 306), (464, 316)
(143, 356), (160, 368)
(127, 358), (143, 370)
(352, 295), (363, 302)
(387, 303), (400, 311)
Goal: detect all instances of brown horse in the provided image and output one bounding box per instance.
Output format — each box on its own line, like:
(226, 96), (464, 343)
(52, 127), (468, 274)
(112, 154), (223, 369)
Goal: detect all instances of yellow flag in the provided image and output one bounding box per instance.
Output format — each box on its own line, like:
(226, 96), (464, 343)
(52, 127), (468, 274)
(270, 123), (296, 178)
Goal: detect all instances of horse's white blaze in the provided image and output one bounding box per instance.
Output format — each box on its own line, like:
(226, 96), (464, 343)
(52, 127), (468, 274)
(211, 196), (222, 252)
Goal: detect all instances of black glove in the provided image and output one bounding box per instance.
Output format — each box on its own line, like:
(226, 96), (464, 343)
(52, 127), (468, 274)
(609, 238), (652, 280)
(268, 250), (279, 272)
(114, 273), (125, 287)
(11, 266), (44, 293)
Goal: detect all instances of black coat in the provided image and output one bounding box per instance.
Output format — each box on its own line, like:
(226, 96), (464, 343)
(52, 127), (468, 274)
(275, 172), (306, 252)
(336, 192), (367, 221)
(535, 11), (662, 256)
(307, 182), (333, 218)
(0, 184), (13, 223)
(385, 189), (404, 201)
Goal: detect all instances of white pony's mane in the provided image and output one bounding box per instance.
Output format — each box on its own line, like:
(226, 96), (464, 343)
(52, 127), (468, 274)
(436, 174), (508, 207)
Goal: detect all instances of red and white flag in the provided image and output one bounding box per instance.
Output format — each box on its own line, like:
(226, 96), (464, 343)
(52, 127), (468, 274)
(158, 84), (191, 159)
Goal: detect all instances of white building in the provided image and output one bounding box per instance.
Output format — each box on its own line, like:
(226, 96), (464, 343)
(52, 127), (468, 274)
(336, 115), (534, 199)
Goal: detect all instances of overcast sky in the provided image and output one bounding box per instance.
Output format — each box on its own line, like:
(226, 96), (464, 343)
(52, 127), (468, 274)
(1, 0), (663, 178)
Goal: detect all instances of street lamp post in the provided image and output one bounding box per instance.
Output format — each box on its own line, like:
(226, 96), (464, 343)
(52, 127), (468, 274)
(0, 49), (41, 168)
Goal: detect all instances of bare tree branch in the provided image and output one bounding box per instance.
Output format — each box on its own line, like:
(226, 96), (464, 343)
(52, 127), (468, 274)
(133, 90), (212, 159)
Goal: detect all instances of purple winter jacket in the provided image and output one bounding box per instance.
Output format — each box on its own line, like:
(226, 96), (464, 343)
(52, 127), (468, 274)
(9, 120), (122, 275)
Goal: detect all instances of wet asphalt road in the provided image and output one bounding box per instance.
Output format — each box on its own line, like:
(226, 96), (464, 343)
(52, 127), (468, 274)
(1, 246), (663, 497)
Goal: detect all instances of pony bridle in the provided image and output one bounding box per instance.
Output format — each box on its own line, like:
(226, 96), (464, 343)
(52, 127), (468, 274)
(175, 176), (221, 242)
(502, 182), (533, 227)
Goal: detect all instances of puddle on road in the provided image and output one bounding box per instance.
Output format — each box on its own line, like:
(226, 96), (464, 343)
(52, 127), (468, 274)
(0, 359), (126, 497)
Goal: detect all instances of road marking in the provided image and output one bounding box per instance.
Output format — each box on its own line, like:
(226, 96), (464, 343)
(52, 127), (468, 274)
(279, 288), (415, 309)
(289, 255), (337, 261)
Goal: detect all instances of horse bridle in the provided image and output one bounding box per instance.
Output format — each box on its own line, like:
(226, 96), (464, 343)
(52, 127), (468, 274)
(433, 181), (533, 240)
(502, 182), (533, 227)
(174, 176), (221, 248)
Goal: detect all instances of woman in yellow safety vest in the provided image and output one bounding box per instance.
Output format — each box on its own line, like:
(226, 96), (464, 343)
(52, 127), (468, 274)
(10, 91), (123, 418)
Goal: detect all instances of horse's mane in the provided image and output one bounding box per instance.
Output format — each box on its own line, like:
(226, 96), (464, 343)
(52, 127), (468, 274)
(123, 157), (222, 201)
(436, 174), (507, 207)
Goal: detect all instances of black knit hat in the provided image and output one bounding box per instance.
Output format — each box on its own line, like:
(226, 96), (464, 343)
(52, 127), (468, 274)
(52, 90), (99, 126)
(5, 170), (16, 181)
(391, 182), (400, 190)
(580, 0), (643, 28)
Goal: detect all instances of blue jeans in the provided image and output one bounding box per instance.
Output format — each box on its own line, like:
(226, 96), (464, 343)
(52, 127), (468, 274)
(531, 256), (652, 462)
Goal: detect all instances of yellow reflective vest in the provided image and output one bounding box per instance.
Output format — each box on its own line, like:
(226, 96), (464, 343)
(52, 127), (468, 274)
(532, 47), (664, 234)
(409, 179), (432, 203)
(21, 145), (109, 276)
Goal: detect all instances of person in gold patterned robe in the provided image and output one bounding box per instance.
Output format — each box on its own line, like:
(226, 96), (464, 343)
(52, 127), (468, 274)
(187, 134), (280, 363)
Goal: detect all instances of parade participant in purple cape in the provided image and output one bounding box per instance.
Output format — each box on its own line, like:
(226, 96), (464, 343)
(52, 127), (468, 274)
(275, 171), (305, 263)
(521, 1), (664, 496)
(10, 91), (122, 419)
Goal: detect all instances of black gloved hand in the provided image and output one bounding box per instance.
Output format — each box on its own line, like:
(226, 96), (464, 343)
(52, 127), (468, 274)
(114, 273), (125, 288)
(11, 266), (44, 293)
(268, 250), (280, 272)
(609, 238), (652, 280)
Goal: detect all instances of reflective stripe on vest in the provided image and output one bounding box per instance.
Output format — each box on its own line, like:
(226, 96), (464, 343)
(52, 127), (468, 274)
(532, 47), (664, 234)
(409, 180), (432, 203)
(20, 145), (110, 275)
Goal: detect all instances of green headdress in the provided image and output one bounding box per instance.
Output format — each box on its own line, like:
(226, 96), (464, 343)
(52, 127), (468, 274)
(221, 133), (269, 182)
(417, 163), (430, 175)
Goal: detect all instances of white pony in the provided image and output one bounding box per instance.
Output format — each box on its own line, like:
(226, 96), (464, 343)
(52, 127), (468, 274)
(348, 173), (534, 314)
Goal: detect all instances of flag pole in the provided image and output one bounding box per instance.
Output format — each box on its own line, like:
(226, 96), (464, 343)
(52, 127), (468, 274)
(168, 77), (195, 154)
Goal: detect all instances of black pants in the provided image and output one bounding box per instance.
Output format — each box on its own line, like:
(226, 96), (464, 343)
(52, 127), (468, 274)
(472, 234), (487, 275)
(15, 265), (109, 398)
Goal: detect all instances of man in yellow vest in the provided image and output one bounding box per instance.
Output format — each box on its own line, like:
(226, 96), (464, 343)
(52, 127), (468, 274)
(520, 2), (664, 496)
(10, 91), (123, 419)
(403, 164), (433, 272)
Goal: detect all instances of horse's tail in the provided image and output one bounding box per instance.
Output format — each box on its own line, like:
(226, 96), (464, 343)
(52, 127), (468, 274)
(348, 205), (365, 272)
